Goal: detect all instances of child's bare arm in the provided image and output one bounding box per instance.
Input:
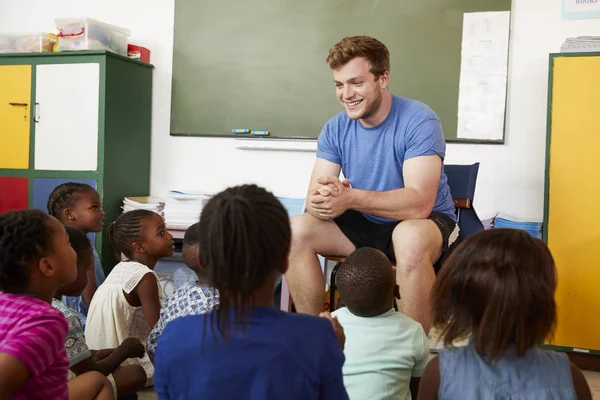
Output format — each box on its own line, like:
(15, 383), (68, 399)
(410, 377), (420, 399)
(0, 353), (29, 399)
(570, 363), (592, 400)
(91, 349), (114, 361)
(417, 356), (439, 400)
(71, 338), (145, 376)
(135, 273), (161, 329)
(82, 266), (98, 308)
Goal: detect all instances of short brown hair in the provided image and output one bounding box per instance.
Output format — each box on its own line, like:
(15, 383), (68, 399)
(326, 36), (390, 78)
(431, 228), (557, 361)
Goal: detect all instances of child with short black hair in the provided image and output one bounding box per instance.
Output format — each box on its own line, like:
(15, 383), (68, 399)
(54, 226), (147, 398)
(0, 210), (112, 400)
(47, 182), (106, 328)
(332, 247), (429, 400)
(85, 210), (174, 386)
(154, 184), (348, 399)
(147, 222), (219, 363)
(419, 228), (592, 400)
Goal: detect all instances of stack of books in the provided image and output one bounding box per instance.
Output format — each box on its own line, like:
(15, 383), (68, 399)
(560, 37), (600, 53)
(122, 196), (164, 215)
(163, 190), (210, 229)
(493, 213), (542, 239)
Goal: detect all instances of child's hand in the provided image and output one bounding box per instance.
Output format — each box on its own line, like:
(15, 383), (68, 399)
(319, 312), (345, 350)
(120, 338), (145, 359)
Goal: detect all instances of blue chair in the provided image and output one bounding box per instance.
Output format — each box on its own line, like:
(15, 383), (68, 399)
(444, 162), (484, 239)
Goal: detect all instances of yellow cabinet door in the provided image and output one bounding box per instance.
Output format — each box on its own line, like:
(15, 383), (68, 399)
(0, 65), (31, 169)
(548, 55), (600, 351)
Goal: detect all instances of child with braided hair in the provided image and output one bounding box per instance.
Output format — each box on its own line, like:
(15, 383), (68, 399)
(0, 209), (113, 400)
(47, 182), (106, 328)
(154, 185), (348, 399)
(84, 210), (174, 386)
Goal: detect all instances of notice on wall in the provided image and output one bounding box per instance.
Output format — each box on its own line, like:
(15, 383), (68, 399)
(563, 0), (600, 20)
(457, 11), (510, 141)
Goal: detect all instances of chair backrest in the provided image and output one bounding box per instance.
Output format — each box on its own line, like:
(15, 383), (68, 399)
(445, 163), (484, 238)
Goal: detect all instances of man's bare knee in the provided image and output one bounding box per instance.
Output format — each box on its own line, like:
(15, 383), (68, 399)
(290, 213), (321, 248)
(392, 220), (441, 272)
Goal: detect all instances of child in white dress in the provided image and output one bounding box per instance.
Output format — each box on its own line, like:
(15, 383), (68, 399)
(85, 210), (174, 386)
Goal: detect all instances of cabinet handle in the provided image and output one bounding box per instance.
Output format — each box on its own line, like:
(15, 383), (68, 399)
(9, 102), (28, 107)
(34, 103), (40, 123)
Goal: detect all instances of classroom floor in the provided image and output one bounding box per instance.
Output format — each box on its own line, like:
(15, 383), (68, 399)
(136, 371), (600, 399)
(138, 388), (157, 400)
(585, 371), (600, 399)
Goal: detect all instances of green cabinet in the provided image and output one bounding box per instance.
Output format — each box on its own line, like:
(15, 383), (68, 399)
(0, 51), (153, 272)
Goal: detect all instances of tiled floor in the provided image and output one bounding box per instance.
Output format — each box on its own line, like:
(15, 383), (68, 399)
(138, 388), (158, 400)
(138, 370), (600, 399)
(583, 370), (600, 399)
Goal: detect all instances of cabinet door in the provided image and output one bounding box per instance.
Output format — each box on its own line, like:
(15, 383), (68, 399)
(0, 177), (28, 213)
(547, 56), (600, 351)
(0, 65), (31, 169)
(34, 63), (100, 171)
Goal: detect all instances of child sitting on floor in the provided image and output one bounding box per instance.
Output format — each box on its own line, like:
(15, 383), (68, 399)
(85, 210), (174, 386)
(48, 182), (107, 328)
(54, 226), (148, 398)
(0, 210), (112, 400)
(154, 184), (348, 399)
(147, 222), (219, 363)
(418, 228), (592, 400)
(331, 247), (429, 400)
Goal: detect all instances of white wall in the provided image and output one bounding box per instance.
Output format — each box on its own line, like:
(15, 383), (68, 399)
(3, 0), (600, 219)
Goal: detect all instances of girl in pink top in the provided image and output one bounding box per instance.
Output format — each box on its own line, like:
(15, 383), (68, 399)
(0, 210), (113, 400)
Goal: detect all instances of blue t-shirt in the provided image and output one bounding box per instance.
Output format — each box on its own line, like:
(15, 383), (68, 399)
(316, 95), (456, 223)
(154, 307), (348, 400)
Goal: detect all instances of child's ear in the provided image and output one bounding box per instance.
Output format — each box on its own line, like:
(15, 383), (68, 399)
(131, 241), (146, 253)
(38, 257), (55, 277)
(277, 252), (290, 275)
(394, 284), (401, 300)
(63, 208), (75, 222)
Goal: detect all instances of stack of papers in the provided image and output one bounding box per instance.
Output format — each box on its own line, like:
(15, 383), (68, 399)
(163, 190), (210, 228)
(560, 37), (600, 53)
(122, 196), (164, 214)
(493, 213), (542, 239)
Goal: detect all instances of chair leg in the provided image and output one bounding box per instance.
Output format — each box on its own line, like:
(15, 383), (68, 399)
(329, 262), (343, 312)
(280, 277), (293, 312)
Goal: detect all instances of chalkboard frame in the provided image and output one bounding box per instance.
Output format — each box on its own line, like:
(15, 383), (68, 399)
(170, 0), (511, 144)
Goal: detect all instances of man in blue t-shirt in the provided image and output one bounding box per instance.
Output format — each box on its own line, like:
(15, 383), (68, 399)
(285, 36), (456, 333)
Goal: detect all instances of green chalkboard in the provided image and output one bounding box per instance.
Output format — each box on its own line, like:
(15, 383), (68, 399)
(171, 0), (511, 140)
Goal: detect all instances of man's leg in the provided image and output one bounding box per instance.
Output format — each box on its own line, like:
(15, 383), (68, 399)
(392, 219), (443, 333)
(286, 213), (356, 315)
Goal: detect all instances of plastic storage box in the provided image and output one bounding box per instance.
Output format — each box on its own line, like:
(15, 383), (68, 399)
(0, 33), (57, 53)
(55, 18), (130, 56)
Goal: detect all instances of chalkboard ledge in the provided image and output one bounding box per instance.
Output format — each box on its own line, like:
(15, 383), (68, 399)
(445, 138), (505, 145)
(170, 133), (318, 141)
(171, 133), (505, 145)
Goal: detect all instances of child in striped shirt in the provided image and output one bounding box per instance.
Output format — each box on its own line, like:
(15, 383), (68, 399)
(0, 210), (113, 400)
